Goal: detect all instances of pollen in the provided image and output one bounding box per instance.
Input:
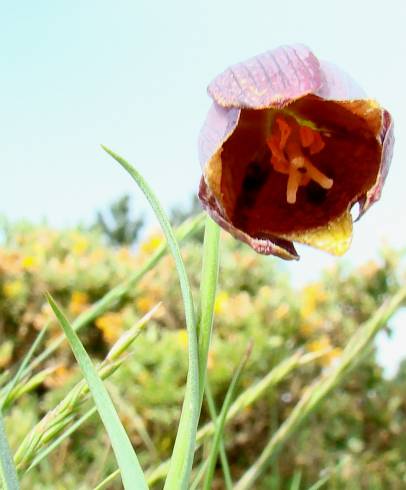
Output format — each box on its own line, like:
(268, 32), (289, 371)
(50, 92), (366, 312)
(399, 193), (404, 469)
(266, 115), (333, 204)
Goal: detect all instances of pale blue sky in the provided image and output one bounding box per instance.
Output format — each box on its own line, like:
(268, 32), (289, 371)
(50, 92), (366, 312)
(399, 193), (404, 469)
(1, 1), (405, 371)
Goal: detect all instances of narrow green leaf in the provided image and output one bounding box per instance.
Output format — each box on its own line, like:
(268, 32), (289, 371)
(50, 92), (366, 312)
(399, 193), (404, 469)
(204, 382), (233, 490)
(289, 471), (302, 490)
(198, 217), (220, 404)
(190, 460), (209, 490)
(0, 324), (48, 411)
(0, 412), (20, 490)
(202, 345), (251, 490)
(235, 287), (406, 490)
(47, 294), (148, 490)
(102, 145), (199, 490)
(93, 469), (121, 490)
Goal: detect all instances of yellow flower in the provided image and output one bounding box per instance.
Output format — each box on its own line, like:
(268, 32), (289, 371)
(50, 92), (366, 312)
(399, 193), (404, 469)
(69, 291), (90, 315)
(176, 329), (188, 349)
(274, 303), (289, 320)
(21, 255), (39, 272)
(214, 291), (229, 315)
(95, 312), (124, 344)
(140, 233), (163, 254)
(299, 322), (317, 337)
(72, 236), (89, 256)
(3, 280), (24, 299)
(0, 341), (13, 368)
(307, 336), (342, 366)
(136, 295), (156, 314)
(300, 283), (327, 318)
(44, 365), (74, 388)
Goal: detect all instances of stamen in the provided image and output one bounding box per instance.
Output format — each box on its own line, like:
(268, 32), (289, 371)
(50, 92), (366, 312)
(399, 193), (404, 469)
(267, 114), (333, 204)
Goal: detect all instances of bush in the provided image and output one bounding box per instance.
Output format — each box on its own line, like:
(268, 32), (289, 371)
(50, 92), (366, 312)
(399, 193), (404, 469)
(1, 221), (406, 489)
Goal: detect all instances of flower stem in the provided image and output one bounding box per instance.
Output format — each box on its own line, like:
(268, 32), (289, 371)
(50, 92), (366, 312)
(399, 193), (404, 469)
(198, 217), (220, 405)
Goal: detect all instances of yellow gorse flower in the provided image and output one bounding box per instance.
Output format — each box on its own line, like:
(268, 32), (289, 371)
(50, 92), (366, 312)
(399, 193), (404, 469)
(95, 312), (124, 344)
(69, 291), (90, 315)
(3, 280), (24, 299)
(140, 233), (163, 254)
(300, 283), (327, 318)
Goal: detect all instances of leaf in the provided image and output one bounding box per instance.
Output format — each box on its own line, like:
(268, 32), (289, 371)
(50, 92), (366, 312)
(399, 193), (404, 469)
(47, 294), (148, 490)
(0, 412), (20, 490)
(102, 146), (199, 490)
(202, 345), (251, 490)
(0, 324), (48, 411)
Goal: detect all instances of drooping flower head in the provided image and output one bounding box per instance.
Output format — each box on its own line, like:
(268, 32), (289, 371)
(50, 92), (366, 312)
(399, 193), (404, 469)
(198, 45), (393, 260)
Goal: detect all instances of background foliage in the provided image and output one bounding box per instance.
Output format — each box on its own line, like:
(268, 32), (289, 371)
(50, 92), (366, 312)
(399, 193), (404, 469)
(1, 207), (406, 489)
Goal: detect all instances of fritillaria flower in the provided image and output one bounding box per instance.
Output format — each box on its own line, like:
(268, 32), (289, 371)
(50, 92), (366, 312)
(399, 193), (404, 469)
(198, 45), (393, 260)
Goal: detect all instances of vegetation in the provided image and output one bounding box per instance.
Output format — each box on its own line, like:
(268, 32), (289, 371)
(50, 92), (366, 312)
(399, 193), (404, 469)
(0, 212), (406, 489)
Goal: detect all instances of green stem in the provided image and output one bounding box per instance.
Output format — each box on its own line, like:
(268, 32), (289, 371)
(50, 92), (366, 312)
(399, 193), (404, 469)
(198, 217), (220, 404)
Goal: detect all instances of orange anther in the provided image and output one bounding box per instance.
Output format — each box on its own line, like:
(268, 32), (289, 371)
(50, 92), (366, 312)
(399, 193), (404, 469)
(268, 114), (333, 204)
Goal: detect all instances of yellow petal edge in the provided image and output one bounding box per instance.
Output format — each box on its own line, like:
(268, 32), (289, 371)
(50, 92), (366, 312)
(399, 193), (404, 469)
(282, 211), (353, 256)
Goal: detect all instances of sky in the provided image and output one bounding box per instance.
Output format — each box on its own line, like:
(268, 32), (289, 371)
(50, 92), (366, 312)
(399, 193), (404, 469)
(1, 0), (405, 373)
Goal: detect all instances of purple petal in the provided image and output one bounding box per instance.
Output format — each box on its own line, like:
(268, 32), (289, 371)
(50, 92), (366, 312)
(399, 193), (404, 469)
(198, 103), (240, 169)
(207, 44), (322, 109)
(358, 110), (394, 217)
(316, 60), (366, 100)
(198, 177), (299, 260)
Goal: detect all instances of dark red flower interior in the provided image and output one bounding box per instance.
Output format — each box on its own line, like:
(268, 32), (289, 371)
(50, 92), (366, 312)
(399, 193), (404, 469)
(220, 95), (381, 237)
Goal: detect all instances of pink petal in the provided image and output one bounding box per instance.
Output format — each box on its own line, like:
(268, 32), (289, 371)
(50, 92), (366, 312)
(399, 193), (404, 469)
(316, 60), (366, 100)
(358, 110), (394, 217)
(198, 103), (240, 169)
(207, 44), (322, 109)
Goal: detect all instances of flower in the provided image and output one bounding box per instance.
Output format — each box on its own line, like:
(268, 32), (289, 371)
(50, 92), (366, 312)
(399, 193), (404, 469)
(198, 45), (393, 260)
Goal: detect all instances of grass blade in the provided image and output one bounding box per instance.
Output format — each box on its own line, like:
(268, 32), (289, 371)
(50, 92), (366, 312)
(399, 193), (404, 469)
(204, 382), (233, 490)
(202, 345), (251, 490)
(47, 294), (148, 490)
(102, 145), (199, 490)
(26, 406), (97, 473)
(235, 287), (406, 489)
(0, 324), (48, 411)
(93, 469), (121, 490)
(0, 412), (20, 490)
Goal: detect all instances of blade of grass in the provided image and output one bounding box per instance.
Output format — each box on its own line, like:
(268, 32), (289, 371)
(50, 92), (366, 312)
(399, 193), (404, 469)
(205, 381), (233, 490)
(0, 412), (20, 490)
(47, 294), (148, 490)
(202, 345), (251, 490)
(190, 460), (209, 490)
(289, 471), (302, 490)
(102, 146), (199, 490)
(0, 325), (48, 411)
(235, 287), (406, 489)
(26, 406), (97, 473)
(3, 213), (204, 394)
(306, 458), (346, 490)
(93, 468), (121, 490)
